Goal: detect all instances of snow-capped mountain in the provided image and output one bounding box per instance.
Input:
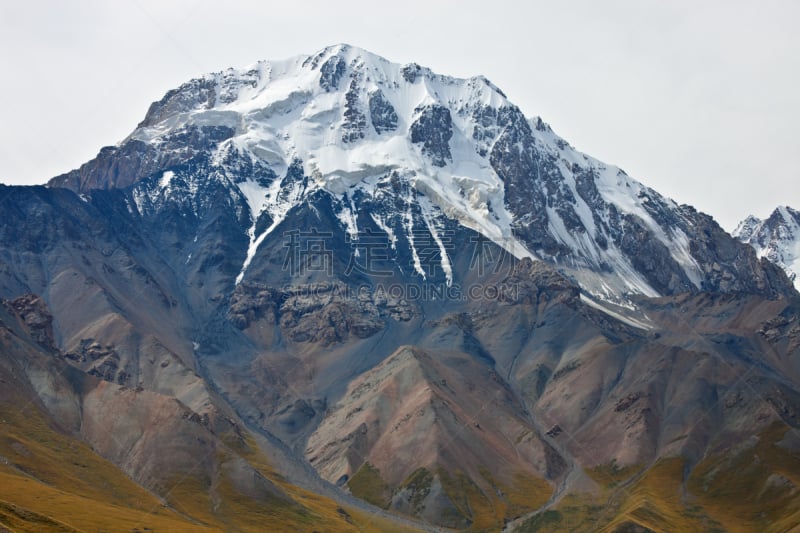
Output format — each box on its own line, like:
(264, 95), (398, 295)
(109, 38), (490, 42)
(50, 44), (789, 303)
(4, 45), (800, 531)
(735, 205), (800, 289)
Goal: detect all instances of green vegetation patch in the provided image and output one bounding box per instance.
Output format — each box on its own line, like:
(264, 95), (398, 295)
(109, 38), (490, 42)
(348, 462), (392, 509)
(517, 509), (563, 532)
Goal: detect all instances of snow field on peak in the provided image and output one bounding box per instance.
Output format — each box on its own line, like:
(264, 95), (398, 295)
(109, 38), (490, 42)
(197, 48), (534, 285)
(134, 45), (717, 302)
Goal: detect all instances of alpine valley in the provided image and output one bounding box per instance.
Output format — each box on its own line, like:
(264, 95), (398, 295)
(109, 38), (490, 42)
(1, 44), (799, 532)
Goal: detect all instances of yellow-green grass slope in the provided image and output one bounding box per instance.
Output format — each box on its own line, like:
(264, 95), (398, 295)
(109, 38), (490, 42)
(517, 423), (800, 532)
(0, 393), (418, 532)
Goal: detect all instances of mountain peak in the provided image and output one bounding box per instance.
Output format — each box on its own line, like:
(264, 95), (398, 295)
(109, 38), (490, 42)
(732, 214), (762, 241)
(45, 46), (794, 303)
(735, 205), (800, 288)
(306, 42), (386, 67)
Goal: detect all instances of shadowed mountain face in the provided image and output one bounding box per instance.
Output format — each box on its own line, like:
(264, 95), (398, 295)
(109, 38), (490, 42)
(0, 45), (799, 531)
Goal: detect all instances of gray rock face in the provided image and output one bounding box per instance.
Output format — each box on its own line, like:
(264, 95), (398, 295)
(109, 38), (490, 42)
(486, 105), (567, 256)
(401, 63), (422, 83)
(138, 78), (217, 128)
(410, 104), (452, 167)
(341, 79), (367, 143)
(681, 206), (791, 296)
(136, 68), (261, 128)
(227, 283), (281, 330)
(48, 124), (234, 191)
(215, 67), (261, 104)
(760, 307), (800, 354)
(615, 212), (696, 295)
(279, 284), (385, 344)
(368, 89), (398, 134)
(9, 294), (55, 351)
(83, 342), (127, 384)
(228, 281), (415, 346)
(499, 258), (579, 306)
(319, 54), (346, 92)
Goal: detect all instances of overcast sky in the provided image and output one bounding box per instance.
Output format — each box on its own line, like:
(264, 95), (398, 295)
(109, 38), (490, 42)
(0, 0), (797, 230)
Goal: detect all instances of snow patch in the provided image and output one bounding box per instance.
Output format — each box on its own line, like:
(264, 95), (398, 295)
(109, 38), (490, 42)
(418, 196), (453, 286)
(580, 294), (654, 330)
(334, 194), (360, 240)
(235, 174), (306, 285)
(370, 214), (397, 250)
(403, 205), (425, 280)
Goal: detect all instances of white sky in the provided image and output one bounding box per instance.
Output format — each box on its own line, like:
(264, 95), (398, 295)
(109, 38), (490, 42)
(0, 0), (797, 230)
